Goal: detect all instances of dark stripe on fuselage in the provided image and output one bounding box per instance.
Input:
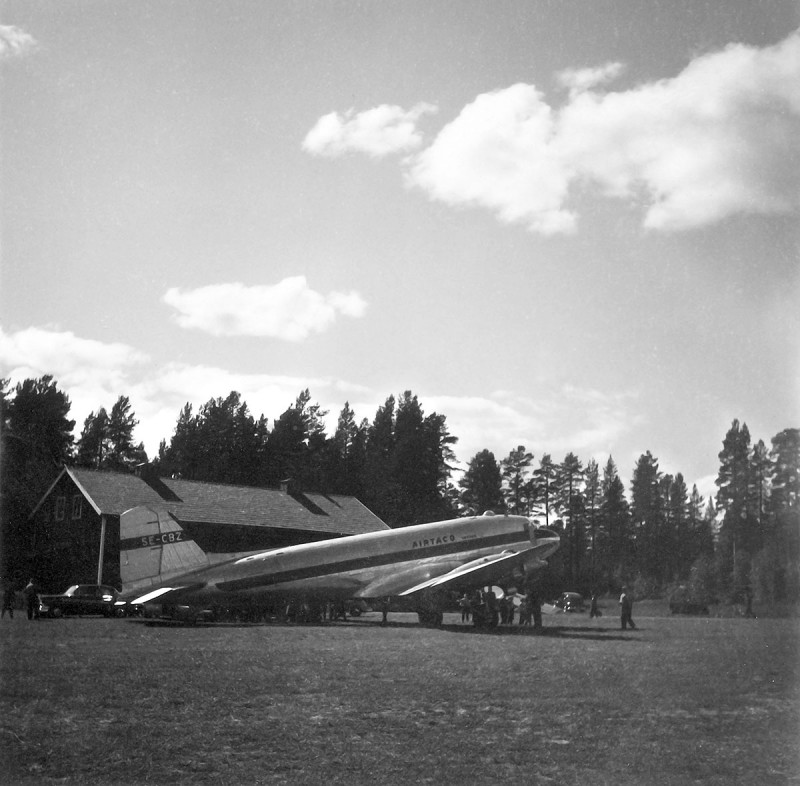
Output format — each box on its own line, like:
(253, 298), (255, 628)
(216, 527), (529, 593)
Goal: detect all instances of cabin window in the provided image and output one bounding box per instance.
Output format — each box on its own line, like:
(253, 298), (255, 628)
(55, 496), (66, 521)
(72, 496), (83, 520)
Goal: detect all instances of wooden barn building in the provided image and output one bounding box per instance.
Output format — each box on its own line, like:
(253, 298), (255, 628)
(28, 465), (389, 593)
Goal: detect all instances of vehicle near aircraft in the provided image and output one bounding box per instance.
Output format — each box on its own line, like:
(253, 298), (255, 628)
(119, 506), (561, 626)
(38, 584), (119, 618)
(554, 591), (585, 613)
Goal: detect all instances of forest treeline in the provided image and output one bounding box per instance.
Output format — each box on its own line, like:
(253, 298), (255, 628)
(1, 376), (798, 603)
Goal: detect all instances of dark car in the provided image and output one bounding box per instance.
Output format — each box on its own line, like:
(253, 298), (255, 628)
(554, 591), (585, 612)
(669, 586), (710, 615)
(39, 584), (119, 618)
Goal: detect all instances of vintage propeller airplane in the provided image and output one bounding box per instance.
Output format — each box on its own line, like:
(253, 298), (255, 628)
(119, 505), (560, 626)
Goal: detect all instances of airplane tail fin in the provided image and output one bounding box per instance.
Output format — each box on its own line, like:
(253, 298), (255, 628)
(120, 505), (209, 596)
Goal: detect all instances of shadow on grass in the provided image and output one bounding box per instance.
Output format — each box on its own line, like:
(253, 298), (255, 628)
(438, 623), (635, 641)
(131, 616), (638, 641)
(343, 616), (638, 641)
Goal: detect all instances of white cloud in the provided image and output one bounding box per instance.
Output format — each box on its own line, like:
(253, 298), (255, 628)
(0, 325), (150, 429)
(0, 324), (642, 468)
(556, 31), (800, 230)
(0, 325), (373, 455)
(0, 25), (37, 60)
(302, 103), (437, 158)
(163, 276), (367, 340)
(313, 30), (800, 234)
(556, 61), (625, 96)
(425, 385), (641, 473)
(0, 326), (148, 392)
(407, 84), (576, 234)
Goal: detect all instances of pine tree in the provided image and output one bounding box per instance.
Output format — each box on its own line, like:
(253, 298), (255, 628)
(459, 450), (504, 516)
(666, 473), (690, 582)
(584, 459), (600, 591)
(363, 396), (399, 524)
(159, 393), (267, 486)
(420, 410), (458, 521)
(391, 392), (427, 524)
(1, 376), (75, 578)
(531, 453), (559, 526)
(688, 485), (714, 560)
(556, 453), (584, 587)
(715, 420), (756, 592)
(768, 428), (800, 599)
(501, 446), (534, 515)
(600, 457), (631, 589)
(327, 402), (366, 496)
(770, 428), (799, 514)
(750, 439), (771, 541)
(268, 389), (328, 489)
(630, 451), (664, 590)
(75, 409), (109, 468)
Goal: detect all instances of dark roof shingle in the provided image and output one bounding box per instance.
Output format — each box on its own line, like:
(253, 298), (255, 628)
(65, 468), (387, 536)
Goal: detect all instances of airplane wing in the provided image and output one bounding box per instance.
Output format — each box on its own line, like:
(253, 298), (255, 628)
(129, 584), (206, 605)
(397, 549), (535, 596)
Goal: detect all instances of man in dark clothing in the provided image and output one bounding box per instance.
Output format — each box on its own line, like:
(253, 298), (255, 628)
(530, 588), (543, 629)
(24, 579), (39, 620)
(619, 587), (636, 630)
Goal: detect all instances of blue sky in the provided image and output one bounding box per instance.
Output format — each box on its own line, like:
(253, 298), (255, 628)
(1, 1), (798, 500)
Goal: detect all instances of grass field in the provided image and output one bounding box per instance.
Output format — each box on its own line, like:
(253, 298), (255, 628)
(1, 606), (798, 785)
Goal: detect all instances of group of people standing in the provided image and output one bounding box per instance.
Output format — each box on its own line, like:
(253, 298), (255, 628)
(455, 587), (637, 631)
(1, 578), (41, 620)
(458, 588), (544, 628)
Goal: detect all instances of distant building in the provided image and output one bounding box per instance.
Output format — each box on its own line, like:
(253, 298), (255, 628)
(27, 465), (389, 592)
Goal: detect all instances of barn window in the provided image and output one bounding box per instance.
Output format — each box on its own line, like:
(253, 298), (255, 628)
(72, 496), (83, 520)
(55, 496), (66, 521)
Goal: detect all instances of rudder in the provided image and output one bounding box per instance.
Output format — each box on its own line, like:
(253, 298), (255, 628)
(120, 505), (209, 595)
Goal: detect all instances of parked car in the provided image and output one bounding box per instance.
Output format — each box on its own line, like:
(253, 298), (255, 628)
(554, 591), (585, 612)
(39, 584), (119, 618)
(669, 586), (710, 615)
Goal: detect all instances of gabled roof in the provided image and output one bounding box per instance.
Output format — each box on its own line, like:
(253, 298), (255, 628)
(162, 477), (388, 535)
(33, 467), (389, 537)
(70, 468), (169, 514)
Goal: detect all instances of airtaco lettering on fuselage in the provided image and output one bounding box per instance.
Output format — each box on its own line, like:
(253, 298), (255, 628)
(411, 534), (457, 549)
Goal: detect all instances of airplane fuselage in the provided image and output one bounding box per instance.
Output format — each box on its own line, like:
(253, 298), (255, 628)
(130, 512), (559, 613)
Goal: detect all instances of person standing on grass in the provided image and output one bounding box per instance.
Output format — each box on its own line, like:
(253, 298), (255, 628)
(589, 594), (600, 619)
(619, 586), (636, 630)
(530, 588), (542, 630)
(459, 593), (471, 624)
(24, 578), (40, 620)
(2, 582), (15, 619)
